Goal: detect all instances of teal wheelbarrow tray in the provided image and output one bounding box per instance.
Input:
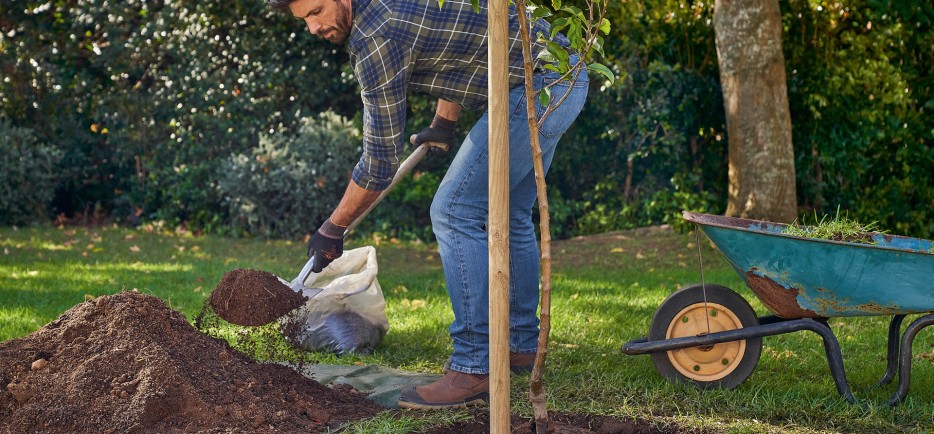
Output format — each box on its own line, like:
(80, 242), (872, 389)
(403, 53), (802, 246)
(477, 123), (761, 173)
(622, 211), (934, 405)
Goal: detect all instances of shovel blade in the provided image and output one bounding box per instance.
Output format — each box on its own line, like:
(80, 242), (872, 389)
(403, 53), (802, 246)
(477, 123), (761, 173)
(286, 256), (325, 299)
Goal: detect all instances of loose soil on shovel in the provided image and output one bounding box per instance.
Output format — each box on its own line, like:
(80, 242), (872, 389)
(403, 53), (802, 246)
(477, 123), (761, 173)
(209, 268), (307, 326)
(0, 291), (381, 433)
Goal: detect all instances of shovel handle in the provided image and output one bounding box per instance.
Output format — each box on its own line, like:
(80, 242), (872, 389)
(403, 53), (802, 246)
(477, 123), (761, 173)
(295, 142), (441, 286)
(292, 254), (319, 291)
(342, 142), (439, 236)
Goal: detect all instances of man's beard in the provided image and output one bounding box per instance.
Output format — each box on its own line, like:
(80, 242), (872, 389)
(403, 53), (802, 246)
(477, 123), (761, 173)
(328, 0), (352, 44)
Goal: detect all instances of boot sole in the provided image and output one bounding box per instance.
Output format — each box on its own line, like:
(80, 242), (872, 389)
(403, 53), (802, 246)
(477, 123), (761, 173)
(397, 393), (489, 410)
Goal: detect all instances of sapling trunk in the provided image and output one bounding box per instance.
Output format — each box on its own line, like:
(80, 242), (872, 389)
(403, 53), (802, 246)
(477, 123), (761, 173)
(513, 1), (609, 431)
(513, 1), (552, 431)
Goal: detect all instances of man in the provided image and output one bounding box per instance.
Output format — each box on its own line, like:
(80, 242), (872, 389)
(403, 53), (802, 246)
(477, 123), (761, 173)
(269, 0), (589, 409)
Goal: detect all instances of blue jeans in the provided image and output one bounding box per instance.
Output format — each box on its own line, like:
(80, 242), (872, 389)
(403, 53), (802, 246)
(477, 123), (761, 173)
(431, 63), (589, 374)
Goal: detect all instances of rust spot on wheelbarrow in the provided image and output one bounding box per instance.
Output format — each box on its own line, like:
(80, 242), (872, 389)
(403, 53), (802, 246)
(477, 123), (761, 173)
(745, 271), (818, 318)
(801, 294), (903, 316)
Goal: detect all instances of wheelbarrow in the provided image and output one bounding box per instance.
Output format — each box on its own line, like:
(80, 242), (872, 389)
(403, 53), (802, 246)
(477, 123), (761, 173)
(622, 211), (934, 405)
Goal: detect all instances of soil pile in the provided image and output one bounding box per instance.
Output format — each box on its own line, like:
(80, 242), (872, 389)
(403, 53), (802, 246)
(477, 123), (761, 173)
(0, 291), (382, 433)
(209, 268), (307, 326)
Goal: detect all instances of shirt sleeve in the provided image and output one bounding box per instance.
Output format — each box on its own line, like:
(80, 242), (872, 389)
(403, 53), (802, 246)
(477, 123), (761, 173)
(351, 37), (413, 191)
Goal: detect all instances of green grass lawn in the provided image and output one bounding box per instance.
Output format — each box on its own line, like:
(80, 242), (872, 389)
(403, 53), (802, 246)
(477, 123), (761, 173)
(2, 224), (933, 433)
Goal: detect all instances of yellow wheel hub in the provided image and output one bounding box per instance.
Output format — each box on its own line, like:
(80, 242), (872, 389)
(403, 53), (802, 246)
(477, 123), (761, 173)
(665, 302), (746, 382)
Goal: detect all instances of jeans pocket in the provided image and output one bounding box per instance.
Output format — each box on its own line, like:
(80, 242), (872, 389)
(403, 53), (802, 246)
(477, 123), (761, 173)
(536, 79), (588, 138)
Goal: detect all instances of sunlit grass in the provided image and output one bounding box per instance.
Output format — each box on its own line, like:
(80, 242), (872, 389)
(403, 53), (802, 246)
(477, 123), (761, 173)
(2, 224), (934, 433)
(339, 409), (473, 434)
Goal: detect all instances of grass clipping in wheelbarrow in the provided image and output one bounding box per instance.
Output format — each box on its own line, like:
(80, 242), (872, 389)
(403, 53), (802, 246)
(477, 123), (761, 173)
(209, 268), (308, 326)
(0, 291), (382, 433)
(782, 208), (884, 244)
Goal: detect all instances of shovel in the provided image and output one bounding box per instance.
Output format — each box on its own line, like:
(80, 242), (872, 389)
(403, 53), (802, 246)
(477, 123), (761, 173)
(209, 140), (446, 327)
(286, 140), (447, 298)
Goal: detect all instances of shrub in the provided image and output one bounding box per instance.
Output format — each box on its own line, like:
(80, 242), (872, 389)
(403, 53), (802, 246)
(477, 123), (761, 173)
(0, 120), (62, 225)
(0, 0), (357, 228)
(220, 112), (360, 238)
(2, 0), (931, 240)
(784, 1), (934, 238)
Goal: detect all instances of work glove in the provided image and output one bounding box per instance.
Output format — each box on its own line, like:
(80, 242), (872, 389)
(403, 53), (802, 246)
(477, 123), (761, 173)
(307, 219), (347, 273)
(409, 114), (456, 156)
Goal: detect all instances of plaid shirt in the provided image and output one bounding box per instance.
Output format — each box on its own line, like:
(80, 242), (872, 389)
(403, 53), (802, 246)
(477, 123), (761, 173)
(348, 0), (565, 190)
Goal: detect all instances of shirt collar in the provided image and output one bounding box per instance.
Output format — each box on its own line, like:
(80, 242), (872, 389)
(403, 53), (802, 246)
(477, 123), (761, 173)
(352, 0), (373, 21)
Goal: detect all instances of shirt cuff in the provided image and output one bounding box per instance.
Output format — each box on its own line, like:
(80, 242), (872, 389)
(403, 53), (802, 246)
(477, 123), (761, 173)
(351, 165), (393, 191)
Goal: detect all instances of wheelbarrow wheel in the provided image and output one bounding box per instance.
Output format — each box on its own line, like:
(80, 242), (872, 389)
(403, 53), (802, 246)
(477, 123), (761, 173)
(648, 284), (761, 390)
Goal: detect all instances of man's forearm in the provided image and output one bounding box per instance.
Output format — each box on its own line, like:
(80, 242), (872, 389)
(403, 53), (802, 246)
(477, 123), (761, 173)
(328, 180), (382, 228)
(435, 99), (462, 122)
(329, 99), (458, 229)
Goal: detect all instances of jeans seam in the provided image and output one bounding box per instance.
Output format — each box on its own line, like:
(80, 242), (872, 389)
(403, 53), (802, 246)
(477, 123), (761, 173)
(448, 145), (484, 368)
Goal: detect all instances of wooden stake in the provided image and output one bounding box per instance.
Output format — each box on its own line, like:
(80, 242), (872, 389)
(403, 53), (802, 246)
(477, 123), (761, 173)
(487, 0), (510, 432)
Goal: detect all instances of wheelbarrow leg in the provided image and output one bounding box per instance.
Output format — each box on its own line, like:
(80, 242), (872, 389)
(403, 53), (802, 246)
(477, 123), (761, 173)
(809, 319), (855, 404)
(877, 315), (906, 387)
(888, 313), (934, 406)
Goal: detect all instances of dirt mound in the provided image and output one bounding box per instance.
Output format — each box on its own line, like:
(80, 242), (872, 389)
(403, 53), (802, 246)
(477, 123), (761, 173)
(0, 291), (382, 433)
(209, 268), (307, 326)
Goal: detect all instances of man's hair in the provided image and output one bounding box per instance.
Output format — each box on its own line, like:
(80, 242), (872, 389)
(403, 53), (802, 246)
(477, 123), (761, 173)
(267, 0), (294, 11)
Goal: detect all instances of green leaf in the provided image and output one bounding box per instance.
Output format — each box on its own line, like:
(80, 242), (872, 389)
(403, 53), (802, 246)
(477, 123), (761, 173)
(437, 0), (444, 8)
(536, 49), (558, 64)
(539, 87), (552, 107)
(561, 6), (585, 21)
(542, 63), (561, 73)
(551, 0), (561, 11)
(470, 0), (480, 13)
(592, 36), (605, 56)
(600, 18), (611, 35)
(531, 6), (552, 20)
(550, 17), (570, 39)
(588, 63), (615, 83)
(547, 41), (569, 64)
(567, 21), (583, 50)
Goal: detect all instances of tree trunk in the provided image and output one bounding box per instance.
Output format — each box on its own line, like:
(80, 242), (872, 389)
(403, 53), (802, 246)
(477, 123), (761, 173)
(714, 0), (797, 223)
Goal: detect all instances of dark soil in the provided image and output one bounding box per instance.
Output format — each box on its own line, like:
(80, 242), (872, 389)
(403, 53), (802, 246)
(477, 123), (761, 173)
(209, 268), (307, 326)
(0, 291), (381, 433)
(1, 287), (694, 434)
(421, 409), (699, 434)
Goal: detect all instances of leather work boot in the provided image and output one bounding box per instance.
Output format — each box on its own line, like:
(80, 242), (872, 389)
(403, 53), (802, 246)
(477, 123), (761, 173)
(507, 351), (536, 374)
(442, 352), (537, 374)
(397, 371), (489, 410)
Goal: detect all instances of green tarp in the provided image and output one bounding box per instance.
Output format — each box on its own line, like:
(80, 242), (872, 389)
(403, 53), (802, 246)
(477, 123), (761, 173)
(291, 364), (441, 408)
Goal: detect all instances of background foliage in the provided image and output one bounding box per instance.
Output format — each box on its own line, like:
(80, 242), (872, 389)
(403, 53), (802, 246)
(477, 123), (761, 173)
(0, 120), (62, 225)
(1, 0), (931, 239)
(219, 111), (361, 238)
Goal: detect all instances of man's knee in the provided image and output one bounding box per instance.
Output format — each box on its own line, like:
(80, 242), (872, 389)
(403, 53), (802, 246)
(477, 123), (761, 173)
(429, 196), (449, 228)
